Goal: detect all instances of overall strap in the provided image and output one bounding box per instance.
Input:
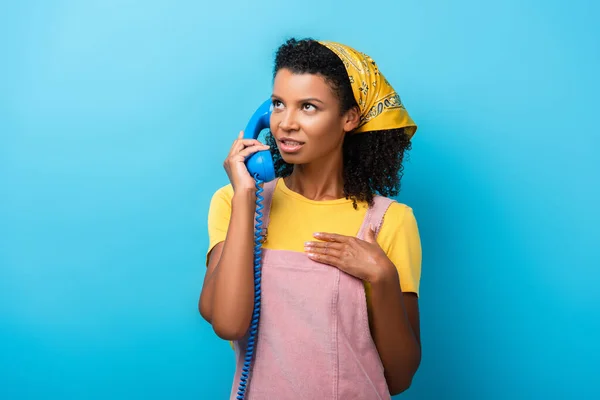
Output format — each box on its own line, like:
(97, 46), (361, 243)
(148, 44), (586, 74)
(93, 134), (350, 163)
(356, 196), (395, 241)
(254, 178), (278, 241)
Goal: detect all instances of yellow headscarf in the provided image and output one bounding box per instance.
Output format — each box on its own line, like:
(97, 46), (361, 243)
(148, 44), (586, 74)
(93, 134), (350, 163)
(318, 41), (417, 138)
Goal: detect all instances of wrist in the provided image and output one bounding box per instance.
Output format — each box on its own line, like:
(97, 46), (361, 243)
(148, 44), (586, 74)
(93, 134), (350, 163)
(232, 189), (257, 206)
(369, 260), (400, 288)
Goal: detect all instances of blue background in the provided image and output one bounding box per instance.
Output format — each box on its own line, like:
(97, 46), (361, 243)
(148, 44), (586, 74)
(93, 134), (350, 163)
(1, 0), (599, 399)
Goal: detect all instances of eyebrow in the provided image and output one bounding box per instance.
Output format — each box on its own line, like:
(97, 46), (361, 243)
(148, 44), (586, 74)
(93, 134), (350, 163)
(271, 95), (325, 105)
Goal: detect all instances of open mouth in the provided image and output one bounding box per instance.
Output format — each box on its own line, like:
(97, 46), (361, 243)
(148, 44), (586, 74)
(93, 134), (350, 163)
(278, 139), (305, 153)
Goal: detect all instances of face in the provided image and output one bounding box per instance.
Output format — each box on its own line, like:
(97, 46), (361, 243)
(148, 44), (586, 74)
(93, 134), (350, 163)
(270, 68), (359, 165)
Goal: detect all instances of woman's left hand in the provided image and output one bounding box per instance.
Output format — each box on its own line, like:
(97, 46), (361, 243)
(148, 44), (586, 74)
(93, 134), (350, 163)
(304, 225), (398, 283)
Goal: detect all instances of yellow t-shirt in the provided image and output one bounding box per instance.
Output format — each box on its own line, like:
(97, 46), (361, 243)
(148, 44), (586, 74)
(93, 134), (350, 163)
(206, 179), (422, 302)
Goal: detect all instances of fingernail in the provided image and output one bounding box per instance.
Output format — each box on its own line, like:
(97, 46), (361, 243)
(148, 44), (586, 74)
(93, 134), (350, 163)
(313, 232), (322, 237)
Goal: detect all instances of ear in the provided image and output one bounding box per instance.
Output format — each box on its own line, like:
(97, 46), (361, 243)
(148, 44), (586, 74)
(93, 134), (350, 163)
(343, 106), (361, 133)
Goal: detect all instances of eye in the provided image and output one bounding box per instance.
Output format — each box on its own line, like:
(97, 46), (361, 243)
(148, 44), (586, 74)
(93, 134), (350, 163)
(302, 103), (317, 111)
(272, 99), (284, 109)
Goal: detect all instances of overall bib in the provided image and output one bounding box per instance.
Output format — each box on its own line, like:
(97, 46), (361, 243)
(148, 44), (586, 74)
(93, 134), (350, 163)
(230, 179), (394, 400)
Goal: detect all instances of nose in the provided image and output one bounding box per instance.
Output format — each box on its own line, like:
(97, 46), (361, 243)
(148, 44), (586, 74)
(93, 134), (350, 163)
(278, 109), (299, 132)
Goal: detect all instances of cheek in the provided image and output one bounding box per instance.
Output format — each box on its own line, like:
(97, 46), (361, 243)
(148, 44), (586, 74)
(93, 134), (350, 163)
(270, 112), (345, 154)
(304, 117), (344, 147)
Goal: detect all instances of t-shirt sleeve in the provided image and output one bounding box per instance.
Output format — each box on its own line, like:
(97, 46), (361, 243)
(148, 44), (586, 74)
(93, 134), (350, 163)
(206, 184), (234, 266)
(377, 203), (422, 296)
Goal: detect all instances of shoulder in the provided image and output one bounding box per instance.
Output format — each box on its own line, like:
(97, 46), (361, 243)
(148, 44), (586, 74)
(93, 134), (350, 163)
(207, 184), (235, 221)
(375, 199), (422, 292)
(381, 200), (416, 227)
(209, 183), (234, 206)
(376, 198), (420, 245)
(206, 184), (235, 262)
(370, 196), (416, 228)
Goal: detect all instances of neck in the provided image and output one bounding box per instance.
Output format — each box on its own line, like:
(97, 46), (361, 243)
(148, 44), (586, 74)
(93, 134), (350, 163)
(284, 150), (344, 201)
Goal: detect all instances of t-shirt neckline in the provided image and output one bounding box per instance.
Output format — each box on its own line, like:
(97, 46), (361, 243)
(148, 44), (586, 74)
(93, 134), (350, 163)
(276, 178), (354, 206)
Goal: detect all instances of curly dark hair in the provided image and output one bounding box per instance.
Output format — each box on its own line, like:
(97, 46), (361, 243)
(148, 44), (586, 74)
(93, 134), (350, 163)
(267, 38), (413, 209)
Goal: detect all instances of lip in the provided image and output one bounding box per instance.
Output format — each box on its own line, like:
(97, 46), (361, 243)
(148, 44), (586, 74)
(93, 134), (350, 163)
(277, 137), (305, 154)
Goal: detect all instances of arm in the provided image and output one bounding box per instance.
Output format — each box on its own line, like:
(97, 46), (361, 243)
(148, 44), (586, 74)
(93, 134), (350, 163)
(305, 206), (422, 395)
(200, 190), (257, 340)
(198, 242), (223, 322)
(369, 272), (421, 395)
(198, 132), (270, 340)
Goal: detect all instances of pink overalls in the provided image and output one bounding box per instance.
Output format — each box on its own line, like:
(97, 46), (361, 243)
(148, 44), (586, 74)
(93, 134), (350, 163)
(230, 179), (394, 400)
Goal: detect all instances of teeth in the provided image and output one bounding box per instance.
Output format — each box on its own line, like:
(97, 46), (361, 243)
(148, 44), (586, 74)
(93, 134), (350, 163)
(283, 140), (302, 146)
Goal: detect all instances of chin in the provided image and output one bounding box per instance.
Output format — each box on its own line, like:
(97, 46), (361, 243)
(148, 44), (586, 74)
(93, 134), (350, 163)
(275, 147), (303, 165)
(279, 154), (303, 165)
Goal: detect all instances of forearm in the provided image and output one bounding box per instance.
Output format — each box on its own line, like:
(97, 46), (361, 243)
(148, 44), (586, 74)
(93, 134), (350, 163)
(370, 269), (421, 394)
(211, 190), (257, 339)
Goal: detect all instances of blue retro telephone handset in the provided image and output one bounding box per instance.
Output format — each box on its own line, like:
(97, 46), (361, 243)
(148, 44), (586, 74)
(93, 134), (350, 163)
(236, 99), (275, 400)
(243, 98), (276, 183)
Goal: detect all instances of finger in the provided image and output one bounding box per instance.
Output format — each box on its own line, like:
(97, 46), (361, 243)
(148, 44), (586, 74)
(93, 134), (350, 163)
(229, 139), (268, 157)
(306, 252), (340, 267)
(313, 232), (351, 243)
(238, 139), (267, 147)
(236, 144), (270, 159)
(306, 246), (342, 258)
(304, 241), (344, 251)
(229, 137), (245, 156)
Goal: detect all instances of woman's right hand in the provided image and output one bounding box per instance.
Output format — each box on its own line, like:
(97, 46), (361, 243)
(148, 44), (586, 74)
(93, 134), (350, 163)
(223, 131), (270, 193)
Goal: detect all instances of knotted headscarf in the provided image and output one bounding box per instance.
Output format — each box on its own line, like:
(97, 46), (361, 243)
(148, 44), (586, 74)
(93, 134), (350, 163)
(318, 41), (417, 138)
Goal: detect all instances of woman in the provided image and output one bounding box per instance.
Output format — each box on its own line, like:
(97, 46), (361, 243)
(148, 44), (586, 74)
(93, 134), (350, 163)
(199, 38), (422, 399)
